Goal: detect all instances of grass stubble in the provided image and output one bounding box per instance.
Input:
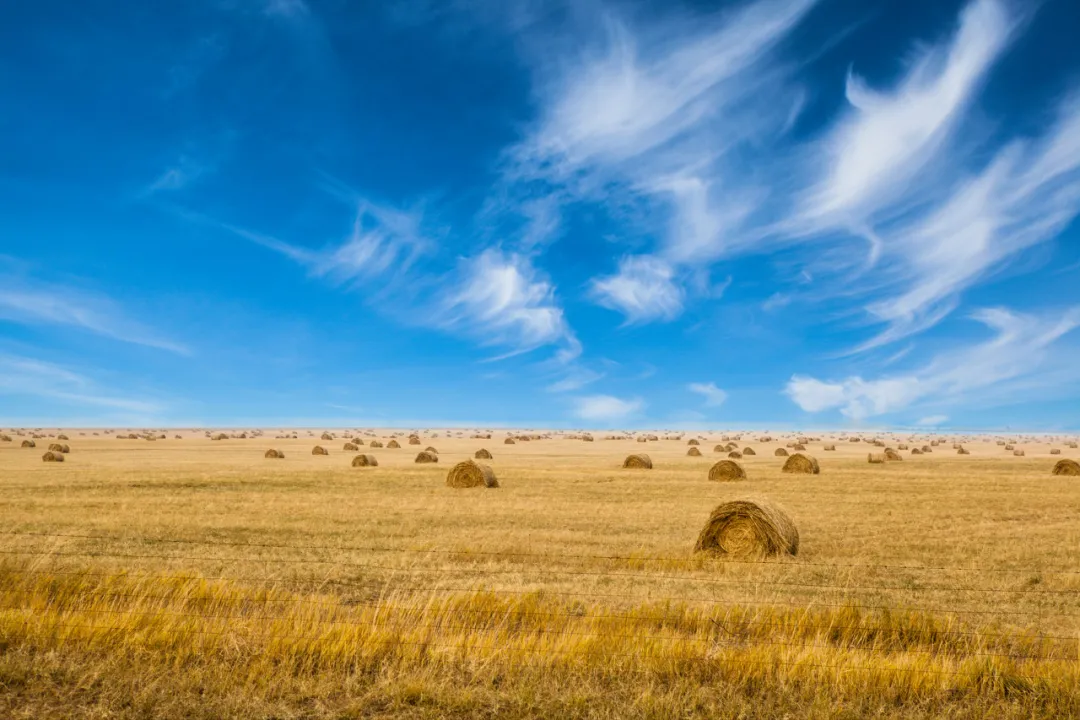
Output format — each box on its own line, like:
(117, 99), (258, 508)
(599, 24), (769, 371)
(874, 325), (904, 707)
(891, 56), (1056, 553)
(0, 431), (1078, 718)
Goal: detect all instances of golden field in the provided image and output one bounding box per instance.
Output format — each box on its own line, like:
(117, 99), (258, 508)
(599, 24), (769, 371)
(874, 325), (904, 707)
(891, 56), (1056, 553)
(1, 429), (1079, 719)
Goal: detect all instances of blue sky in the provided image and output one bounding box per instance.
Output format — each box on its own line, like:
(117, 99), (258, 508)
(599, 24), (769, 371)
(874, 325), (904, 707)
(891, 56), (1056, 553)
(2, 0), (1080, 431)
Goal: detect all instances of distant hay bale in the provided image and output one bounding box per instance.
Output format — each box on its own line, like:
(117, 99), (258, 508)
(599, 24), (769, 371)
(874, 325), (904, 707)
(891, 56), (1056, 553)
(212, 433), (228, 441)
(792, 443), (807, 451)
(21, 440), (36, 448)
(713, 444), (726, 453)
(48, 443), (70, 454)
(921, 446), (933, 453)
(1052, 459), (1080, 476)
(782, 453), (819, 474)
(688, 439), (700, 446)
(708, 460), (746, 482)
(898, 444), (909, 450)
(475, 448), (493, 460)
(868, 453), (886, 464)
(1050, 449), (1061, 455)
(957, 448), (970, 455)
(647, 434), (659, 441)
(409, 437), (422, 445)
(311, 446), (329, 456)
(42, 451), (65, 463)
(415, 451), (439, 463)
(728, 451), (743, 459)
(387, 440), (401, 448)
(1013, 449), (1025, 457)
(742, 447), (756, 456)
(623, 454), (653, 469)
(370, 440), (384, 448)
(264, 449), (284, 459)
(884, 448), (902, 461)
(446, 460), (498, 488)
(774, 448), (788, 457)
(911, 448), (923, 455)
(636, 437), (648, 443)
(582, 434), (594, 442)
(1068, 442), (1078, 449)
(57, 434), (69, 440)
(823, 444), (836, 451)
(1005, 444), (1015, 451)
(321, 433), (333, 441)
(351, 454), (378, 467)
(687, 447), (702, 457)
(0, 434), (10, 442)
(694, 497), (798, 558)
(425, 446), (438, 453)
(343, 442), (359, 451)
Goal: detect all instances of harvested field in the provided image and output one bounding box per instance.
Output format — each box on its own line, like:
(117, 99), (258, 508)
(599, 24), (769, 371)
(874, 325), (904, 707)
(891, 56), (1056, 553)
(0, 430), (1079, 719)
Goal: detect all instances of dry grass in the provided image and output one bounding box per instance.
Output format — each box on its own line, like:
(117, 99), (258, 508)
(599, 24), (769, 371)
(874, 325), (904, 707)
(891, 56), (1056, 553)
(1, 431), (1079, 718)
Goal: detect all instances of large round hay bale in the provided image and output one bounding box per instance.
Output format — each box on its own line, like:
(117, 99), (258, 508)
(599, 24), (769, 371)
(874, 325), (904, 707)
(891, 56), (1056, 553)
(42, 451), (65, 463)
(623, 453), (653, 469)
(409, 437), (422, 445)
(782, 453), (819, 474)
(265, 449), (284, 459)
(728, 451), (743, 459)
(792, 443), (807, 451)
(0, 434), (10, 442)
(687, 439), (699, 446)
(1052, 459), (1080, 476)
(57, 434), (69, 441)
(1005, 444), (1015, 451)
(687, 447), (702, 457)
(425, 446), (438, 453)
(1050, 449), (1061, 455)
(21, 440), (36, 448)
(742, 447), (756, 456)
(1013, 449), (1026, 457)
(867, 453), (886, 464)
(823, 444), (836, 451)
(369, 440), (384, 448)
(774, 447), (788, 457)
(505, 437), (516, 445)
(911, 448), (923, 455)
(343, 442), (359, 451)
(352, 454), (378, 467)
(386, 440), (400, 448)
(415, 451), (439, 464)
(884, 448), (902, 461)
(311, 446), (329, 455)
(474, 448), (493, 460)
(446, 460), (498, 488)
(921, 445), (933, 453)
(708, 460), (746, 481)
(321, 433), (333, 441)
(694, 498), (798, 558)
(957, 447), (970, 455)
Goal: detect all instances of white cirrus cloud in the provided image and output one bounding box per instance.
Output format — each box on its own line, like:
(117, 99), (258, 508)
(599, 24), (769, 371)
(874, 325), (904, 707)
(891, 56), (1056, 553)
(688, 381), (728, 407)
(589, 255), (684, 323)
(916, 415), (949, 427)
(441, 249), (578, 359)
(573, 394), (644, 423)
(784, 307), (1080, 420)
(0, 354), (164, 416)
(0, 277), (189, 355)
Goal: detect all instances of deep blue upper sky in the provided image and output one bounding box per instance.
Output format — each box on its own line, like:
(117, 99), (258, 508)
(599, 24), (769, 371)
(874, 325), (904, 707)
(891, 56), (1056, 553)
(2, 0), (1079, 430)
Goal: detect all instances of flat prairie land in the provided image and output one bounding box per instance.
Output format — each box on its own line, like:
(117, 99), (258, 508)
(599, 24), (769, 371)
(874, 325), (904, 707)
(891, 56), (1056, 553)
(1, 429), (1079, 719)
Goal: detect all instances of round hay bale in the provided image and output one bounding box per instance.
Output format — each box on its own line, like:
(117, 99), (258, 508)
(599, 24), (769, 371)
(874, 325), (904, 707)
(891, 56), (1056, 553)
(351, 454), (378, 467)
(474, 448), (493, 460)
(782, 453), (819, 474)
(774, 448), (788, 457)
(921, 445), (933, 453)
(636, 437), (647, 443)
(320, 433), (333, 441)
(911, 448), (923, 455)
(415, 451), (439, 464)
(1013, 449), (1025, 457)
(792, 443), (807, 451)
(687, 447), (702, 457)
(727, 451), (743, 459)
(409, 437), (422, 445)
(47, 443), (65, 452)
(693, 498), (798, 558)
(42, 451), (65, 463)
(425, 446), (438, 453)
(311, 446), (329, 456)
(1051, 459), (1080, 476)
(343, 442), (359, 451)
(713, 444), (726, 453)
(823, 444), (836, 451)
(505, 437), (516, 445)
(387, 440), (401, 449)
(446, 460), (498, 488)
(957, 448), (970, 455)
(687, 439), (699, 446)
(1005, 444), (1015, 451)
(265, 449), (284, 459)
(898, 444), (909, 450)
(623, 453), (653, 469)
(0, 434), (10, 442)
(867, 453), (886, 464)
(708, 460), (746, 482)
(369, 441), (384, 448)
(57, 434), (69, 440)
(884, 448), (902, 461)
(21, 440), (36, 448)
(742, 447), (756, 456)
(1050, 449), (1061, 455)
